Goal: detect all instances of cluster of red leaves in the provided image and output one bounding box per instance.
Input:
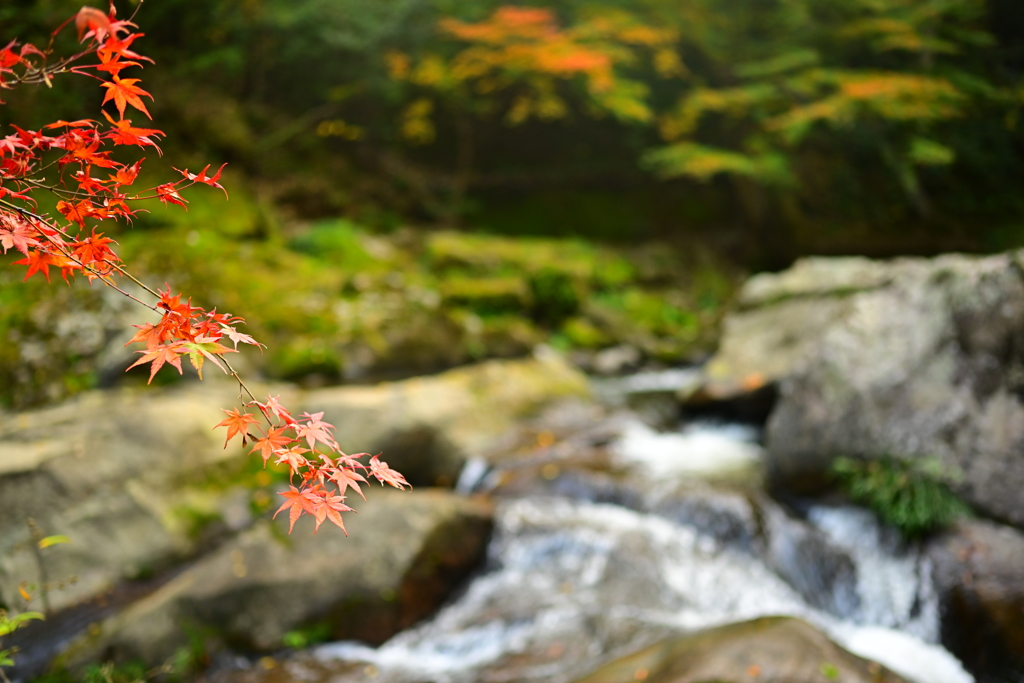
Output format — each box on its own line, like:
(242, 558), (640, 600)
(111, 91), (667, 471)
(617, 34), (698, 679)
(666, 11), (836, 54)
(0, 3), (228, 285)
(219, 399), (409, 534)
(1, 3), (405, 534)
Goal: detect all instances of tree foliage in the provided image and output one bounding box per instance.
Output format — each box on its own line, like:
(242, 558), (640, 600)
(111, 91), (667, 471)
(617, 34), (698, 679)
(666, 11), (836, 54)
(7, 0), (1015, 250)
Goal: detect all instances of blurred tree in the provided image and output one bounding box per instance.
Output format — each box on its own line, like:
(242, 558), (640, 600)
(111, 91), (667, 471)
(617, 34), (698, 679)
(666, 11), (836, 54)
(643, 0), (1017, 248)
(383, 5), (679, 220)
(6, 0), (1019, 258)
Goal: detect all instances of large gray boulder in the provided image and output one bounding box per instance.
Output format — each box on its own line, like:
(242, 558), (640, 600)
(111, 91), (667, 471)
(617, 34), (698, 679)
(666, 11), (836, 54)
(54, 490), (493, 668)
(0, 381), (261, 613)
(704, 252), (1024, 526)
(302, 349), (591, 487)
(0, 352), (587, 617)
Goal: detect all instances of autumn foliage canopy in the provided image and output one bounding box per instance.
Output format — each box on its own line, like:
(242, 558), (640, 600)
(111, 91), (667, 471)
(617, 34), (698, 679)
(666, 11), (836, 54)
(0, 2), (407, 534)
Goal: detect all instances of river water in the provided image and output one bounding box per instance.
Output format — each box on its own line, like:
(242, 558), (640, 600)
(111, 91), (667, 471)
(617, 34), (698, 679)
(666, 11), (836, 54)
(266, 372), (975, 683)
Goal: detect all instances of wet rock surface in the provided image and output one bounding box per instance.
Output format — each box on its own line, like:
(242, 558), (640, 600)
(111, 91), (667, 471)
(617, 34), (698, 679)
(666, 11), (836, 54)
(927, 519), (1024, 677)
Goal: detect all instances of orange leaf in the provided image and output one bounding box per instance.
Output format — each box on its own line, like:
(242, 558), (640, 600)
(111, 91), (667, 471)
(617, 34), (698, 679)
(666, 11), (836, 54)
(273, 485), (323, 533)
(126, 342), (186, 384)
(214, 408), (260, 447)
(75, 7), (111, 42)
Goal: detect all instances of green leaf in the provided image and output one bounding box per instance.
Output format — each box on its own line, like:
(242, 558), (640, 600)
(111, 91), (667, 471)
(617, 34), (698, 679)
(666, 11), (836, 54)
(909, 137), (955, 166)
(0, 611), (44, 636)
(38, 534), (71, 549)
(735, 49), (819, 79)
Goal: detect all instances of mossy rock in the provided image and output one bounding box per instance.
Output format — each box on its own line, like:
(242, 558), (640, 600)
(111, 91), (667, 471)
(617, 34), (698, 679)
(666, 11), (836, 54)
(439, 276), (530, 315)
(571, 617), (908, 683)
(425, 231), (634, 287)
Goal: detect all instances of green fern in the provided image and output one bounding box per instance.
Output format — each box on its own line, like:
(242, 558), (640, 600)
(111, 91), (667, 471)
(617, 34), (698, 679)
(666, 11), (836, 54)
(831, 456), (970, 538)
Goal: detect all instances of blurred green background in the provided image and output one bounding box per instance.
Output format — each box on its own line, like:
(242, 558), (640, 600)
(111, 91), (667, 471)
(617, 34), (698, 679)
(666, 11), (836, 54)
(1, 0), (1023, 406)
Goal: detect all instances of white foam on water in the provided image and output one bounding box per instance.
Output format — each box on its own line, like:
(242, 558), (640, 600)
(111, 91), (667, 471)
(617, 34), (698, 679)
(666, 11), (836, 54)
(613, 418), (763, 478)
(831, 625), (974, 683)
(314, 498), (973, 683)
(807, 504), (940, 642)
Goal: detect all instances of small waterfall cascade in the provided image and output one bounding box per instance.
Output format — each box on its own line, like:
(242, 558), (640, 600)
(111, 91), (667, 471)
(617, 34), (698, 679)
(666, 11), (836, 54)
(303, 371), (973, 683)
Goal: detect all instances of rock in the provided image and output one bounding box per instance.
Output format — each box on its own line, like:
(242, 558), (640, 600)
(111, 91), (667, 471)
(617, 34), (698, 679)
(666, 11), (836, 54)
(55, 490), (493, 668)
(927, 519), (1024, 677)
(591, 344), (643, 376)
(648, 485), (761, 553)
(0, 381), (262, 613)
(570, 616), (906, 683)
(301, 351), (591, 487)
(704, 252), (1024, 526)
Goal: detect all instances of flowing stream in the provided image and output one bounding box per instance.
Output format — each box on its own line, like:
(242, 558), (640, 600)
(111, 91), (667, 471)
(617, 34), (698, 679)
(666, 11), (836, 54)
(270, 372), (974, 683)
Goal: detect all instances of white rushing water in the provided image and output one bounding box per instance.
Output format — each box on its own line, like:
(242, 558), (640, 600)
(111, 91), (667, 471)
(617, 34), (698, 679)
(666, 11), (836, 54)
(313, 400), (973, 683)
(613, 417), (763, 478)
(317, 498), (971, 683)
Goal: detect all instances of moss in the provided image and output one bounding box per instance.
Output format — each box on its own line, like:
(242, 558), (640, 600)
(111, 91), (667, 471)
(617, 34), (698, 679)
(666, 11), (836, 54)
(270, 337), (344, 382)
(440, 276), (529, 316)
(170, 504), (224, 542)
(282, 621), (332, 650)
(0, 266), (110, 409)
(425, 231), (634, 287)
(528, 268), (580, 325)
(287, 218), (378, 270)
(560, 317), (608, 349)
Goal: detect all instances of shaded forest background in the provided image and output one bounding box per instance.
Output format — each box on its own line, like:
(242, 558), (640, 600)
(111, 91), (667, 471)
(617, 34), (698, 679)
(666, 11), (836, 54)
(2, 0), (1024, 408)
(3, 0), (1022, 265)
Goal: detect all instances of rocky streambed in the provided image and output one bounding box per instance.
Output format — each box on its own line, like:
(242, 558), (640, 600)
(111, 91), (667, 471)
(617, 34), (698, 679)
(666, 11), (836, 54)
(4, 251), (1024, 683)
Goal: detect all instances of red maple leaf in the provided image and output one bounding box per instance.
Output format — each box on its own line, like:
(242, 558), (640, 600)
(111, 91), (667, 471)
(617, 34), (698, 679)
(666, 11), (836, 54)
(97, 32), (152, 65)
(327, 465), (368, 500)
(273, 485), (323, 533)
(368, 455), (410, 490)
(155, 182), (187, 208)
(126, 341), (187, 384)
(124, 321), (161, 351)
(0, 216), (39, 255)
(250, 427), (293, 466)
(176, 163), (228, 198)
(111, 158), (143, 187)
(70, 230), (119, 271)
(296, 411), (338, 451)
(274, 445), (311, 471)
(75, 7), (112, 42)
(100, 76), (152, 119)
(214, 408), (260, 447)
(57, 200), (102, 227)
(253, 394), (296, 425)
(103, 112), (163, 153)
(313, 490), (353, 534)
(13, 249), (60, 282)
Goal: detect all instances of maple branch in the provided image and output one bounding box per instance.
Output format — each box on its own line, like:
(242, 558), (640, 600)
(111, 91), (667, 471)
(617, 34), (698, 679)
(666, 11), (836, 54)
(0, 199), (162, 308)
(1, 9), (408, 538)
